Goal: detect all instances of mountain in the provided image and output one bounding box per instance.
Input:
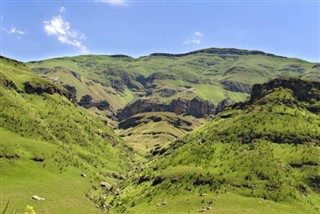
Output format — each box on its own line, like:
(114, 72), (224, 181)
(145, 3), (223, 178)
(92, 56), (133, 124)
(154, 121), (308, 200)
(1, 48), (320, 213)
(106, 78), (320, 213)
(26, 48), (320, 154)
(0, 56), (135, 213)
(27, 48), (319, 112)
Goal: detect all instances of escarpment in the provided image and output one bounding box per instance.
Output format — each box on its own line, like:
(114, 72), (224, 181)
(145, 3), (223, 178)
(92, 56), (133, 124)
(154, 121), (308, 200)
(117, 97), (215, 121)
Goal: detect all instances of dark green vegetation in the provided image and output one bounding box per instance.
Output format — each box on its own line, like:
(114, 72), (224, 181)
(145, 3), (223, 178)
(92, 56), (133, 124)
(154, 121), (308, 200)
(108, 78), (320, 213)
(0, 56), (135, 213)
(1, 48), (320, 213)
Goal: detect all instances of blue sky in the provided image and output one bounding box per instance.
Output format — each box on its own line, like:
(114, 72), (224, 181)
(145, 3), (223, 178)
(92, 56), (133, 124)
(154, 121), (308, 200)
(1, 0), (319, 62)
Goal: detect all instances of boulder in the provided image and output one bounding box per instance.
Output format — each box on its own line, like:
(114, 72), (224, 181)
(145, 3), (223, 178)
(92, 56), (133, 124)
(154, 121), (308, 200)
(101, 182), (112, 190)
(152, 176), (166, 186)
(32, 195), (45, 201)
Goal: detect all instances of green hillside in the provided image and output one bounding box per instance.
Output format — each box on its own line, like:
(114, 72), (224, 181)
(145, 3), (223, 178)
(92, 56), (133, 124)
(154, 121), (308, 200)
(26, 48), (319, 152)
(116, 112), (205, 155)
(27, 48), (319, 111)
(107, 78), (320, 213)
(0, 56), (135, 213)
(1, 49), (320, 213)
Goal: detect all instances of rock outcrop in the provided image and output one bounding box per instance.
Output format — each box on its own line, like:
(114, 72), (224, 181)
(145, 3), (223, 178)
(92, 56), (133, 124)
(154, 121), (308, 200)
(220, 80), (252, 93)
(0, 76), (18, 90)
(78, 94), (110, 110)
(117, 97), (215, 121)
(156, 88), (177, 97)
(185, 97), (215, 118)
(250, 78), (320, 102)
(118, 114), (193, 130)
(215, 99), (229, 114)
(24, 81), (77, 103)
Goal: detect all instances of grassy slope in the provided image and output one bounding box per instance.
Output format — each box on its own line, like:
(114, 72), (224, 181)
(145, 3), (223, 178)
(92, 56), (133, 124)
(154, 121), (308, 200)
(116, 112), (205, 155)
(27, 48), (319, 110)
(108, 85), (320, 213)
(0, 57), (135, 213)
(26, 50), (318, 152)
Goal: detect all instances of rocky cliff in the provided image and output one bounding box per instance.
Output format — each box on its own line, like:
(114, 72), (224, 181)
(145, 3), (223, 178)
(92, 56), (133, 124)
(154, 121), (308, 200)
(78, 94), (110, 110)
(117, 97), (215, 121)
(250, 78), (320, 102)
(24, 81), (77, 103)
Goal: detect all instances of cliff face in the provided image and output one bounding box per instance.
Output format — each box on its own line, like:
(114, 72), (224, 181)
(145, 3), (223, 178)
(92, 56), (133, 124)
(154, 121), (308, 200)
(250, 78), (320, 102)
(24, 81), (77, 103)
(117, 99), (169, 121)
(78, 94), (110, 110)
(117, 97), (215, 121)
(185, 97), (215, 117)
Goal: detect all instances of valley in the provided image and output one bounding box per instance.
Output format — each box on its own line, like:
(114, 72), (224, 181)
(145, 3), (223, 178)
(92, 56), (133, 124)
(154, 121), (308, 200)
(1, 48), (320, 213)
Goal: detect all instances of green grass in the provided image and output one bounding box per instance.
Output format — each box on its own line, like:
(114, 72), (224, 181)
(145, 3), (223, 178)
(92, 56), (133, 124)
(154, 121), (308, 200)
(0, 129), (100, 214)
(107, 81), (320, 213)
(26, 48), (319, 110)
(116, 112), (205, 155)
(1, 50), (320, 213)
(0, 56), (136, 213)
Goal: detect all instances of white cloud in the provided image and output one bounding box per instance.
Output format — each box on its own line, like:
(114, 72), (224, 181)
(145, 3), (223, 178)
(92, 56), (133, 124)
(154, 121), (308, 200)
(2, 24), (27, 39)
(96, 0), (128, 6)
(44, 14), (87, 53)
(183, 32), (203, 45)
(60, 6), (66, 13)
(9, 26), (27, 35)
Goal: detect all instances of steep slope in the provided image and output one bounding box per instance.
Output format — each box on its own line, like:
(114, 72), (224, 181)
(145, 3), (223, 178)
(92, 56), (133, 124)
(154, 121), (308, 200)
(0, 56), (135, 213)
(107, 78), (320, 213)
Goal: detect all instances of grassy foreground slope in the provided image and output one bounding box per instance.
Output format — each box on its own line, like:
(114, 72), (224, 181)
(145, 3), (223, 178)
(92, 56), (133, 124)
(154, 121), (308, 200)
(0, 56), (135, 213)
(27, 48), (319, 110)
(108, 78), (320, 213)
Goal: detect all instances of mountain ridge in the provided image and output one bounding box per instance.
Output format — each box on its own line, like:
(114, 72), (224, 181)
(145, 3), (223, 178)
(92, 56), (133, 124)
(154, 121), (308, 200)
(27, 47), (303, 62)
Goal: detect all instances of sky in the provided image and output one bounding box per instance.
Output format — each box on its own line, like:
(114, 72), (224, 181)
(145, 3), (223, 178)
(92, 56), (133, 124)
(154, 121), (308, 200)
(1, 0), (319, 62)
